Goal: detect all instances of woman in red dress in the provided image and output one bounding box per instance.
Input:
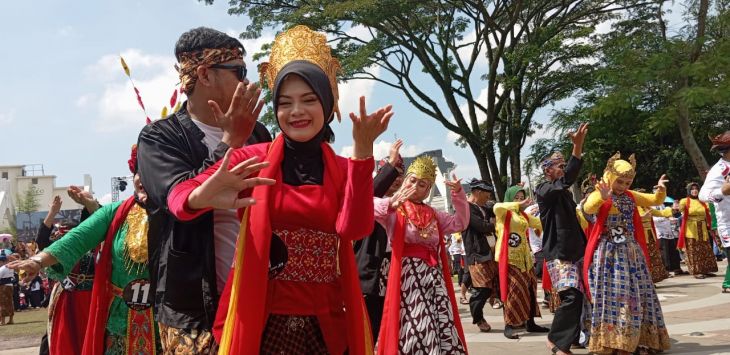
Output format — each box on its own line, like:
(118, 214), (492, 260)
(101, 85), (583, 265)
(166, 25), (392, 354)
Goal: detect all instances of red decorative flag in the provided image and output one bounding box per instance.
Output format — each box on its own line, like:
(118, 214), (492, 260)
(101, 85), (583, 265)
(170, 89), (178, 108)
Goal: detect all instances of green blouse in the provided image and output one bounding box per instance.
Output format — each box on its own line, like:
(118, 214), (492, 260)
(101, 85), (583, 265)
(45, 201), (150, 337)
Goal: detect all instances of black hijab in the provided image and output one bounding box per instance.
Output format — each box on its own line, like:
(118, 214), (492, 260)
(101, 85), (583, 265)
(273, 61), (336, 186)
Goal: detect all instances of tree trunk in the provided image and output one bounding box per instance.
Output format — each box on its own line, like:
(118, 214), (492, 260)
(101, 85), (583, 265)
(674, 0), (710, 176)
(677, 104), (710, 175)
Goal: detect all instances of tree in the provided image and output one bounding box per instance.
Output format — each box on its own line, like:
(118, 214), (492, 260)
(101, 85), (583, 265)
(204, 0), (653, 199)
(16, 185), (42, 235)
(531, 0), (730, 197)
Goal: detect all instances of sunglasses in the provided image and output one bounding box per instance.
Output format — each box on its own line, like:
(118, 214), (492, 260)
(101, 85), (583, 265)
(209, 63), (247, 82)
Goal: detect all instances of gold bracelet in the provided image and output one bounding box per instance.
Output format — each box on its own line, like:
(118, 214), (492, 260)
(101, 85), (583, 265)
(351, 156), (373, 161)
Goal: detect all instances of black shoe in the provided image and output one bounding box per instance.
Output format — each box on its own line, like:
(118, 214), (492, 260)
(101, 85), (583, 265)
(503, 325), (519, 339)
(526, 319), (549, 333)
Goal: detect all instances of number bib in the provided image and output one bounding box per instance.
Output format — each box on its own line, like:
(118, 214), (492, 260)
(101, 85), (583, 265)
(507, 233), (521, 248)
(609, 226), (627, 244)
(122, 279), (152, 310)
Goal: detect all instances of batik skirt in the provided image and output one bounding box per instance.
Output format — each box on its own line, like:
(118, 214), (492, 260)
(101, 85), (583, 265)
(685, 231), (718, 275)
(588, 235), (671, 353)
(398, 257), (466, 354)
(0, 285), (13, 317)
(503, 266), (540, 326)
(644, 230), (669, 283)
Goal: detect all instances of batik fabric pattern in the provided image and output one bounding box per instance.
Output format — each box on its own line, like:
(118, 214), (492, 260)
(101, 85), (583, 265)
(397, 257), (466, 354)
(588, 193), (670, 353)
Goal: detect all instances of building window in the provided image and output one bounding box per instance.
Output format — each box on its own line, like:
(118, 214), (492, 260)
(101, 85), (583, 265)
(1, 172), (7, 179)
(32, 178), (38, 184)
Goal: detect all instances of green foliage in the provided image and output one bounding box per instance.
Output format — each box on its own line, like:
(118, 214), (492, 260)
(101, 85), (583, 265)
(206, 0), (652, 199)
(16, 185), (41, 215)
(535, 1), (730, 197)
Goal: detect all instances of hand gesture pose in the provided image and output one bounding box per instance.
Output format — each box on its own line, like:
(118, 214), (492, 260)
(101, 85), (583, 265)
(209, 82), (265, 148)
(7, 258), (43, 284)
(350, 96), (394, 159)
(49, 195), (62, 213)
(568, 123), (589, 157)
(389, 185), (417, 209)
(388, 139), (403, 165)
(654, 174), (669, 191)
(597, 179), (612, 200)
(67, 185), (99, 212)
(188, 149), (276, 210)
(444, 174), (463, 193)
(519, 197), (534, 209)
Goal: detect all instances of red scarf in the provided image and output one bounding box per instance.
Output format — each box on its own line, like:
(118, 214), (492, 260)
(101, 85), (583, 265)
(377, 210), (467, 354)
(582, 191), (649, 301)
(677, 198), (712, 249)
(213, 135), (370, 354)
(497, 210), (530, 301)
(81, 196), (137, 355)
(402, 201), (436, 229)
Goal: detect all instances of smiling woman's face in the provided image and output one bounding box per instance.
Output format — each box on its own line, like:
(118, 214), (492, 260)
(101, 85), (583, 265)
(276, 74), (325, 142)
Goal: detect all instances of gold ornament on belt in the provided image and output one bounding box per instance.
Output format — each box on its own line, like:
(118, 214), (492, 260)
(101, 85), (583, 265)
(604, 152), (637, 179)
(259, 25), (342, 121)
(122, 203), (149, 274)
(407, 156), (437, 183)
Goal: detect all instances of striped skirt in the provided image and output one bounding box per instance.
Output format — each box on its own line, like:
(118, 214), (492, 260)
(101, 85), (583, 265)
(503, 266), (540, 326)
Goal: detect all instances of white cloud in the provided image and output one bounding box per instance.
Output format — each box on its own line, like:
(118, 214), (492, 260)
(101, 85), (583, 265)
(225, 28), (277, 74)
(456, 29), (488, 68)
(81, 49), (180, 132)
(56, 25), (73, 37)
(337, 66), (381, 118)
(339, 139), (424, 159)
(0, 110), (15, 126)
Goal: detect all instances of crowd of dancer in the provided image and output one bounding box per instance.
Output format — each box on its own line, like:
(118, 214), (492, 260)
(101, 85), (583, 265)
(2, 24), (730, 355)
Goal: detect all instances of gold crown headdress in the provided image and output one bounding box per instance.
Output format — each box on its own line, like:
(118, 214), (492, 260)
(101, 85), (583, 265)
(604, 152), (637, 179)
(259, 25), (342, 121)
(407, 156), (437, 182)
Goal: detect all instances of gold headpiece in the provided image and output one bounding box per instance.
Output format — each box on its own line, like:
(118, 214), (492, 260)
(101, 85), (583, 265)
(407, 156), (437, 182)
(259, 25), (342, 120)
(604, 152), (637, 179)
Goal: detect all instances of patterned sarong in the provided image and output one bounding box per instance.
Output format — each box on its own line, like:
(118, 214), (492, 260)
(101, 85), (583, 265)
(685, 231), (719, 275)
(645, 230), (669, 283)
(398, 257), (466, 354)
(588, 232), (671, 353)
(503, 266), (540, 326)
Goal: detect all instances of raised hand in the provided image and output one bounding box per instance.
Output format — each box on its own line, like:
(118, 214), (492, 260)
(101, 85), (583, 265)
(444, 174), (463, 193)
(188, 149), (276, 210)
(67, 186), (98, 211)
(49, 195), (62, 212)
(568, 122), (589, 157)
(654, 174), (669, 191)
(208, 82), (265, 148)
(350, 96), (394, 159)
(389, 185), (417, 209)
(388, 139), (403, 165)
(597, 179), (611, 200)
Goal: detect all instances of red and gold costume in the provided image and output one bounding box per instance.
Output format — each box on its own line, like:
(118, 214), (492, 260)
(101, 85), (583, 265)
(167, 26), (374, 355)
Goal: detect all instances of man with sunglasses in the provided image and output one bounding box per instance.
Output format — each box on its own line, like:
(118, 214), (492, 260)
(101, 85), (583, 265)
(137, 27), (271, 354)
(535, 123), (589, 355)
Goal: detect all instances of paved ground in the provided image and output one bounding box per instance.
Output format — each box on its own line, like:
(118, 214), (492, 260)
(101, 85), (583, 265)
(462, 260), (730, 354)
(2, 261), (729, 354)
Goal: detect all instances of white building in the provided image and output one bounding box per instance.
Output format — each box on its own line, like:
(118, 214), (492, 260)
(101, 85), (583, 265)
(0, 164), (93, 236)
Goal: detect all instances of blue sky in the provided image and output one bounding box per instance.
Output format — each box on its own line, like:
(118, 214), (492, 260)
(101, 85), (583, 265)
(0, 1), (687, 203)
